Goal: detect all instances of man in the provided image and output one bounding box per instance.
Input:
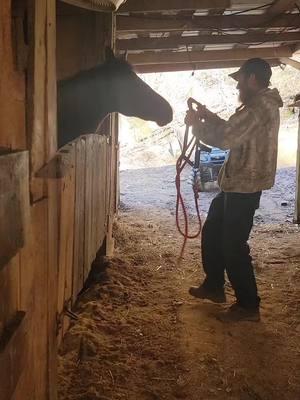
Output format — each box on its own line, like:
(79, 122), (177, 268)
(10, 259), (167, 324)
(185, 58), (283, 322)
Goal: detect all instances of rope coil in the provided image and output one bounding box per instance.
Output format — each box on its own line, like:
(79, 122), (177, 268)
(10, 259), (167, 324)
(175, 99), (203, 262)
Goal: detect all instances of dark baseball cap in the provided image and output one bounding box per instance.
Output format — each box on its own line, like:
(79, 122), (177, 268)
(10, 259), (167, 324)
(229, 58), (272, 85)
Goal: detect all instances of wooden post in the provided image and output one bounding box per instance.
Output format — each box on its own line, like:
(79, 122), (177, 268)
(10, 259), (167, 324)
(102, 12), (117, 257)
(45, 0), (59, 398)
(295, 108), (300, 224)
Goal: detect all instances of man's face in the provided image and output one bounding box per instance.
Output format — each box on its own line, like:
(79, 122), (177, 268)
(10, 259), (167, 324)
(237, 73), (254, 104)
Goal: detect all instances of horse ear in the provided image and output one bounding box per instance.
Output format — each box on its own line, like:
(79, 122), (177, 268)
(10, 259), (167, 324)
(105, 47), (115, 61)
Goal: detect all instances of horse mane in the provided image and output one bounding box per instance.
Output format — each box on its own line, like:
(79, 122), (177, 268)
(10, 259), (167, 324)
(58, 57), (134, 86)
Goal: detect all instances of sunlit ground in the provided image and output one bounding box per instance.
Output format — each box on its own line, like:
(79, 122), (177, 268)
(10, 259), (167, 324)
(278, 126), (298, 167)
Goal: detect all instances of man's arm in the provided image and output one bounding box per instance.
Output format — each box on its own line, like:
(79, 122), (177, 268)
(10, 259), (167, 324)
(191, 105), (262, 150)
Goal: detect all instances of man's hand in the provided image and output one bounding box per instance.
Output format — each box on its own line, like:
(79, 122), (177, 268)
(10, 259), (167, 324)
(185, 105), (208, 126)
(184, 109), (199, 126)
(196, 104), (208, 119)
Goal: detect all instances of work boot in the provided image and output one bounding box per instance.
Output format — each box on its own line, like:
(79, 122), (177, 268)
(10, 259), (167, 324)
(217, 302), (260, 323)
(189, 285), (226, 303)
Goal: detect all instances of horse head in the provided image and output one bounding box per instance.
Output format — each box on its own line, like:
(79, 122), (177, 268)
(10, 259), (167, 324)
(57, 48), (173, 147)
(104, 48), (173, 126)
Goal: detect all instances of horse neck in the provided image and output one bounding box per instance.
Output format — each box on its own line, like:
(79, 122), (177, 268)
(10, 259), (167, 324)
(92, 68), (116, 121)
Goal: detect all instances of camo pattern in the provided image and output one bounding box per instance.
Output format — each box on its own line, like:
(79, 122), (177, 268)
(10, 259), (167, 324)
(193, 88), (283, 193)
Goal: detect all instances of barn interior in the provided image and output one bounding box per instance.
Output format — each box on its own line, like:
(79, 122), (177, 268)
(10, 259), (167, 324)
(0, 1), (300, 400)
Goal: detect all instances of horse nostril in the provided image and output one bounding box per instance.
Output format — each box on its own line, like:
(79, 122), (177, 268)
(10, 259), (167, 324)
(167, 106), (173, 123)
(159, 105), (173, 125)
(163, 105), (173, 125)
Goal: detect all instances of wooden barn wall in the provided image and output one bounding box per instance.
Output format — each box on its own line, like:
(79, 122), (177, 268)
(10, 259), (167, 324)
(0, 1), (58, 399)
(56, 1), (112, 80)
(0, 1), (117, 399)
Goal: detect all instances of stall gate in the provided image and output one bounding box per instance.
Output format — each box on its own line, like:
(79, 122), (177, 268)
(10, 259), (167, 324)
(55, 135), (108, 341)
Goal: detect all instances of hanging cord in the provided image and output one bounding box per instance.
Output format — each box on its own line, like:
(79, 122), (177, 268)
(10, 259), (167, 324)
(175, 98), (203, 263)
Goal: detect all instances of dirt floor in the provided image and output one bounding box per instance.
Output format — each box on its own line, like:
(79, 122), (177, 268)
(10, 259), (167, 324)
(58, 167), (300, 400)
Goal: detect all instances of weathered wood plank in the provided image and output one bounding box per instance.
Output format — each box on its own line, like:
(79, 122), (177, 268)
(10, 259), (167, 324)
(0, 151), (29, 269)
(117, 14), (300, 33)
(0, 255), (21, 335)
(16, 200), (48, 400)
(57, 143), (75, 342)
(91, 136), (97, 260)
(56, 5), (106, 80)
(62, 145), (76, 337)
(72, 138), (86, 302)
(97, 136), (108, 251)
(0, 0), (26, 149)
(59, 0), (125, 12)
(46, 178), (59, 400)
(280, 57), (300, 70)
(113, 113), (120, 212)
(295, 109), (300, 223)
(129, 47), (291, 65)
(115, 116), (120, 211)
(94, 138), (101, 253)
(135, 59), (280, 73)
(0, 312), (28, 400)
(45, 1), (60, 397)
(106, 117), (116, 257)
(118, 0), (230, 13)
(84, 136), (94, 281)
(27, 0), (47, 201)
(117, 32), (300, 51)
(27, 202), (48, 400)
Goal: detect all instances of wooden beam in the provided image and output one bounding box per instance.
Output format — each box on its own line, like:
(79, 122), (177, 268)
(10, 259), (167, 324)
(230, 0), (278, 9)
(135, 59), (280, 73)
(60, 0), (125, 12)
(117, 32), (300, 51)
(128, 46), (292, 65)
(118, 0), (230, 13)
(280, 57), (300, 70)
(294, 107), (300, 223)
(267, 0), (296, 15)
(117, 14), (300, 33)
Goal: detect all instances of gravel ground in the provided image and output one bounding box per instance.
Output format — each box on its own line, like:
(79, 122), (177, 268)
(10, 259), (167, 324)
(120, 165), (296, 225)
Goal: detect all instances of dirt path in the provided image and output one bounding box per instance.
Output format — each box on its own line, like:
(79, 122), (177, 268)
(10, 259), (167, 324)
(120, 166), (296, 225)
(58, 202), (300, 400)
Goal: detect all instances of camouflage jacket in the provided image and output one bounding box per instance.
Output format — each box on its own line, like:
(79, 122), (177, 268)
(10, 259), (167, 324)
(193, 88), (283, 193)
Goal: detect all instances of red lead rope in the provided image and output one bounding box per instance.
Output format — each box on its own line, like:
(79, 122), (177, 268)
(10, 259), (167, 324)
(175, 123), (202, 262)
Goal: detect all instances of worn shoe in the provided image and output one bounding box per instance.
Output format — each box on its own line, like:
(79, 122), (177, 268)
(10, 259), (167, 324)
(217, 302), (260, 323)
(189, 285), (226, 303)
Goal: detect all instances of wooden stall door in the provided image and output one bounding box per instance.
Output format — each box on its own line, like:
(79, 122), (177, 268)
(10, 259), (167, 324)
(55, 135), (108, 341)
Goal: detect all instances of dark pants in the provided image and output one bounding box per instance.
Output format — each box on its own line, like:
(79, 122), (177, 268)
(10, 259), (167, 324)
(201, 191), (261, 309)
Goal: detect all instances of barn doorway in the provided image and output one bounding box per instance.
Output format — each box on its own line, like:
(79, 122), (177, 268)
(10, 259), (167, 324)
(119, 66), (299, 225)
(58, 64), (300, 400)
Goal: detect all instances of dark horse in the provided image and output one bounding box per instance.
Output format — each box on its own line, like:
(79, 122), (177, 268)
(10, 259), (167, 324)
(57, 48), (173, 147)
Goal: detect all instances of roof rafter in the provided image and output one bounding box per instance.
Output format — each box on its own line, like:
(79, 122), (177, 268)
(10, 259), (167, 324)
(116, 32), (300, 51)
(117, 14), (300, 33)
(128, 46), (293, 65)
(135, 59), (280, 73)
(118, 0), (231, 13)
(280, 56), (300, 69)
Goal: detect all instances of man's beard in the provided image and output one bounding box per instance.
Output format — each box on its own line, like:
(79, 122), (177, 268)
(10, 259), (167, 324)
(239, 88), (253, 105)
